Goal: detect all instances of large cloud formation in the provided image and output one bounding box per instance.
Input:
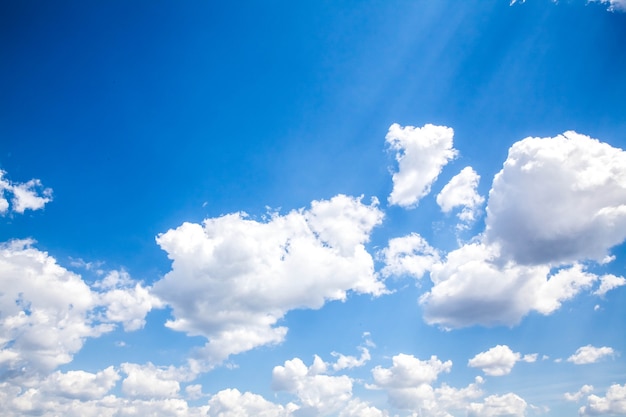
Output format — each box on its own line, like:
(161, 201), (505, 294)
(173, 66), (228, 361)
(384, 131), (626, 328)
(153, 194), (385, 365)
(485, 131), (626, 265)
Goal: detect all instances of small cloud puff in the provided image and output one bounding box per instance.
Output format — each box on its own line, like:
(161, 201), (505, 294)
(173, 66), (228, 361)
(386, 123), (457, 208)
(567, 345), (615, 365)
(0, 170), (53, 215)
(468, 345), (536, 376)
(436, 166), (484, 225)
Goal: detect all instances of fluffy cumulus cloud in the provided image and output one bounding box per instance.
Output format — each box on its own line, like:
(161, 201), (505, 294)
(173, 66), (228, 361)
(468, 345), (535, 376)
(153, 194), (385, 365)
(0, 380), (212, 417)
(419, 244), (599, 328)
(0, 240), (160, 377)
(580, 384), (626, 416)
(369, 353), (486, 416)
(331, 346), (371, 371)
(467, 393), (527, 417)
(39, 367), (120, 401)
(272, 355), (355, 416)
(485, 131), (626, 266)
(565, 385), (594, 402)
(386, 123), (457, 208)
(95, 270), (163, 331)
(338, 399), (389, 417)
(436, 166), (484, 223)
(120, 362), (193, 399)
(567, 345), (615, 365)
(371, 354), (452, 411)
(206, 388), (294, 417)
(0, 240), (109, 374)
(0, 170), (53, 215)
(594, 274), (626, 296)
(379, 233), (440, 279)
(415, 131), (626, 328)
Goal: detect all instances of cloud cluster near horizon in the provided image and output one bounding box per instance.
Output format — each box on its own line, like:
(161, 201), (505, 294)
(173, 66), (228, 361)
(1, 124), (625, 416)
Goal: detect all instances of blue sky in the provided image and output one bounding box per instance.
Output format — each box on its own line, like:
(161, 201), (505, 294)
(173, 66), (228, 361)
(1, 1), (626, 416)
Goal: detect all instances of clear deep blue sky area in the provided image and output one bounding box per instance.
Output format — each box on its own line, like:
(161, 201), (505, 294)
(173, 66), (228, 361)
(1, 1), (626, 416)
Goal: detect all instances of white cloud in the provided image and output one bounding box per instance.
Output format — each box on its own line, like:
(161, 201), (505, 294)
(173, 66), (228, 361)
(369, 354), (483, 416)
(386, 123), (457, 208)
(207, 388), (294, 417)
(436, 166), (484, 223)
(0, 240), (161, 376)
(567, 345), (615, 365)
(372, 354), (452, 388)
(594, 274), (626, 297)
(565, 384), (594, 402)
(39, 367), (120, 401)
(580, 384), (626, 416)
(331, 347), (371, 371)
(0, 385), (211, 417)
(338, 399), (388, 417)
(0, 172), (11, 213)
(371, 354), (452, 412)
(120, 362), (192, 399)
(185, 384), (205, 400)
(96, 270), (163, 331)
(379, 233), (440, 279)
(0, 240), (109, 374)
(485, 131), (626, 266)
(0, 170), (53, 215)
(401, 131), (626, 328)
(468, 345), (535, 376)
(272, 355), (353, 416)
(468, 393), (527, 417)
(419, 243), (598, 328)
(153, 195), (385, 366)
(434, 377), (485, 414)
(11, 180), (53, 213)
(590, 0), (626, 12)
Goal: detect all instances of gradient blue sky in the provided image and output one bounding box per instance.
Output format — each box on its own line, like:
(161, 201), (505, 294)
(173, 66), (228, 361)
(1, 1), (626, 416)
